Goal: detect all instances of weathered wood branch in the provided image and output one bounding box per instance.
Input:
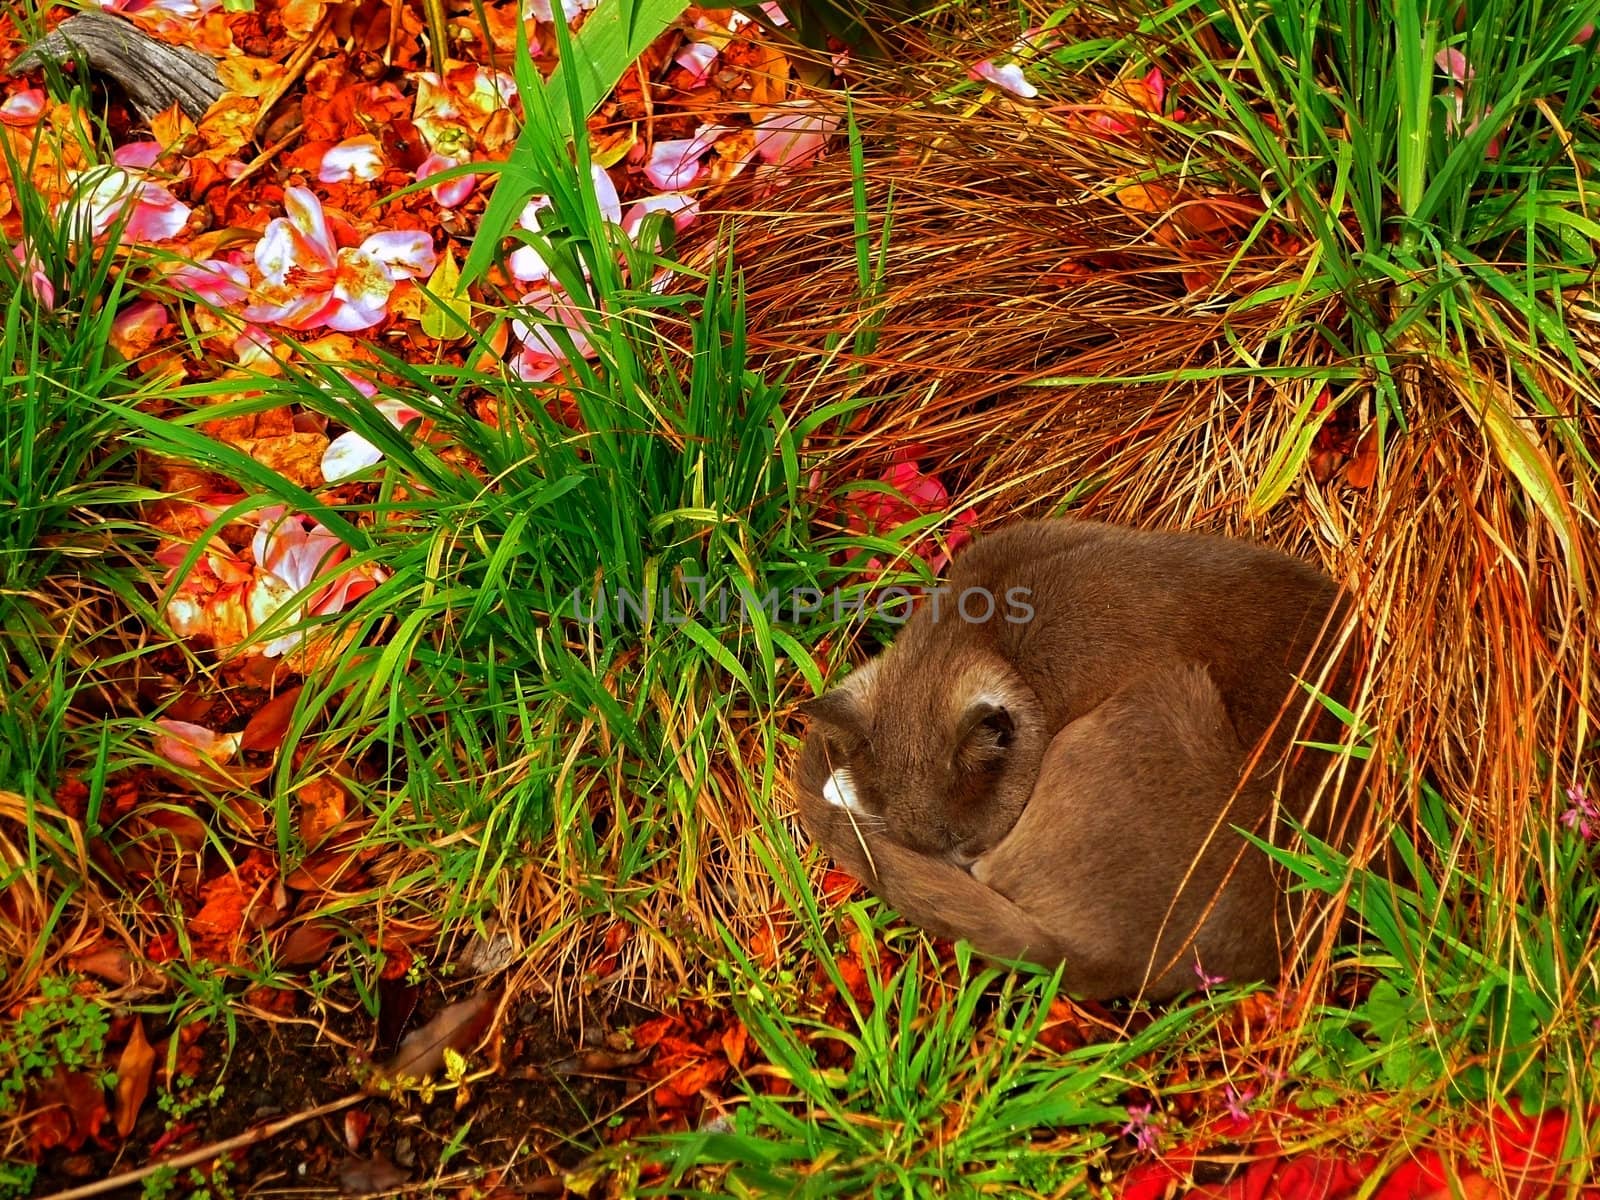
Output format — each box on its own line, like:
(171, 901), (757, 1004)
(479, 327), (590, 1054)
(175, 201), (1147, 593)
(10, 12), (224, 122)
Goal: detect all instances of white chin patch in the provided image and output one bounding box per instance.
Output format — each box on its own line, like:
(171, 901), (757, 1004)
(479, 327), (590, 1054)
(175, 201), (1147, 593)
(822, 769), (862, 812)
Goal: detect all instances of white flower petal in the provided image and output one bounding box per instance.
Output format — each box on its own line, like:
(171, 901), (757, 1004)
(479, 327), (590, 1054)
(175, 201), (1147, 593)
(322, 430), (386, 481)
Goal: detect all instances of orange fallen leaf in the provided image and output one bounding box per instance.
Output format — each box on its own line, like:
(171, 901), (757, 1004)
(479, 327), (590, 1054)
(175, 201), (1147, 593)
(114, 1018), (156, 1137)
(1345, 427), (1381, 488)
(240, 685), (304, 753)
(297, 775), (347, 847)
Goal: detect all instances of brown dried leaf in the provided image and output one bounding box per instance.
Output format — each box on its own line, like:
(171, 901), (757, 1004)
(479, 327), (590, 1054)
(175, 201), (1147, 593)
(369, 991), (496, 1089)
(279, 921), (338, 965)
(114, 1018), (156, 1137)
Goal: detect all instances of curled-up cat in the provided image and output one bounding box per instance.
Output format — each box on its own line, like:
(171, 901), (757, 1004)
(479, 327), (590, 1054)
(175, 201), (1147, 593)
(794, 519), (1364, 1001)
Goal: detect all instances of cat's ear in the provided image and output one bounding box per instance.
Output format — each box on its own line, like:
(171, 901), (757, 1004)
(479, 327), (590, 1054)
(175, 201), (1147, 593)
(955, 700), (1015, 771)
(796, 659), (881, 744)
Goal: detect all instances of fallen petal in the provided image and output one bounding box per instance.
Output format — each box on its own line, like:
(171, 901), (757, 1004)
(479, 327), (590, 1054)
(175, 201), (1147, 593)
(0, 88), (45, 126)
(113, 140), (164, 170)
(154, 719), (241, 768)
(322, 430), (385, 482)
(170, 258), (250, 305)
(969, 60), (1039, 100)
(623, 192), (699, 240)
(1435, 47), (1474, 84)
(646, 125), (731, 191)
(752, 105), (840, 167)
(674, 40), (719, 85)
(357, 230), (437, 280)
(319, 135), (385, 184)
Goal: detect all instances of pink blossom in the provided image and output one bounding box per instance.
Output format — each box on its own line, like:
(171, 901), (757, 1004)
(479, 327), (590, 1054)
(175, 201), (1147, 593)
(674, 40), (719, 86)
(318, 134), (385, 184)
(1223, 1084), (1255, 1124)
(0, 88), (44, 126)
(249, 507), (386, 657)
(1119, 1103), (1160, 1153)
(843, 447), (976, 574)
(63, 165), (191, 243)
(322, 398), (425, 482)
(98, 0), (220, 20)
(752, 104), (839, 168)
(1560, 782), (1597, 840)
(1192, 959), (1226, 991)
(513, 285), (597, 382)
(645, 124), (732, 191)
(622, 192), (699, 240)
(969, 60), (1038, 99)
(11, 241), (54, 309)
(758, 1), (788, 25)
(169, 258), (250, 306)
(153, 719), (241, 768)
(246, 186), (437, 332)
(416, 152), (476, 208)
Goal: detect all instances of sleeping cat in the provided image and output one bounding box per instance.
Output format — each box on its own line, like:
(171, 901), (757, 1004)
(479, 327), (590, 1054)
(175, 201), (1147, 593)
(794, 519), (1363, 1000)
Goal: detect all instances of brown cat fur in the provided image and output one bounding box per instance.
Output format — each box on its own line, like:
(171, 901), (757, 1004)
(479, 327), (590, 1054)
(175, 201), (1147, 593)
(794, 519), (1363, 1000)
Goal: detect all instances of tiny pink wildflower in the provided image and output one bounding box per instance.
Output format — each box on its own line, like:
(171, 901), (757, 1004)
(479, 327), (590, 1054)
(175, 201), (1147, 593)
(1560, 782), (1597, 840)
(1223, 1083), (1256, 1124)
(1120, 1103), (1160, 1153)
(1193, 960), (1226, 991)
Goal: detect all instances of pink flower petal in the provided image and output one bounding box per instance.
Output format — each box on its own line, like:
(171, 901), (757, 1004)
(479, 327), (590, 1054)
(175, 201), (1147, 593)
(170, 258), (250, 305)
(121, 184), (190, 242)
(357, 230), (437, 280)
(522, 0), (597, 22)
(324, 294), (391, 332)
(623, 192), (699, 239)
(1435, 47), (1474, 84)
(12, 241), (54, 308)
(588, 162), (622, 224)
(319, 134), (385, 184)
(417, 152), (476, 208)
(154, 719), (240, 768)
(253, 510), (347, 592)
(513, 285), (596, 366)
(282, 186), (339, 266)
(112, 299), (168, 347)
(674, 41), (719, 85)
(508, 242), (557, 283)
(113, 140), (164, 170)
(0, 88), (44, 126)
(969, 60), (1039, 99)
(646, 125), (730, 191)
(752, 105), (840, 167)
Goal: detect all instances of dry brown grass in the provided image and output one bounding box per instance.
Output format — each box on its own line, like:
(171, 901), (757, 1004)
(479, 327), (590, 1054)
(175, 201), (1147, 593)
(666, 22), (1600, 1087)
